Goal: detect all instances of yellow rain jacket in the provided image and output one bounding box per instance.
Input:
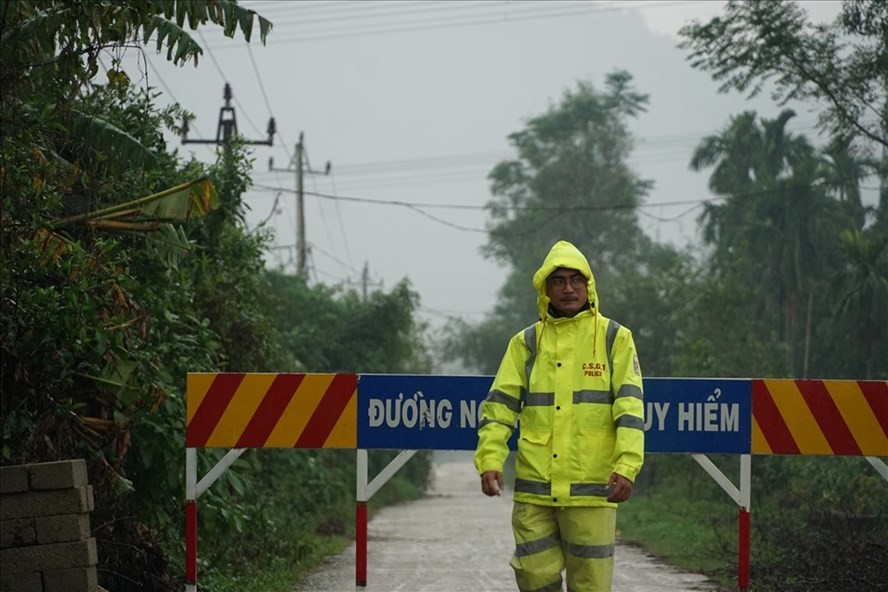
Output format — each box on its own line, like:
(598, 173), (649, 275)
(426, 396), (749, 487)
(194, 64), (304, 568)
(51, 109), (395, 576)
(475, 240), (644, 507)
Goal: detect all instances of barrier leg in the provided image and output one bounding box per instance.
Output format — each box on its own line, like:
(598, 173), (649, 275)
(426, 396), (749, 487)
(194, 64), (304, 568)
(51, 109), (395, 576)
(738, 453), (751, 591)
(185, 447), (197, 592)
(356, 501), (368, 587)
(356, 449), (368, 588)
(185, 500), (197, 592)
(738, 508), (750, 591)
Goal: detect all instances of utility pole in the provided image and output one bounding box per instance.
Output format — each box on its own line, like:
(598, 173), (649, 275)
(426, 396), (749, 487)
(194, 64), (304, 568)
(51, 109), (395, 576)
(361, 262), (370, 301)
(181, 83), (275, 148)
(269, 132), (330, 277)
(180, 83), (273, 241)
(349, 261), (383, 301)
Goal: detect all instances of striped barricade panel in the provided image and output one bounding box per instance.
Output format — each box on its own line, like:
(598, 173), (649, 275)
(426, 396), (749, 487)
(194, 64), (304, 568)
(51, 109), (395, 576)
(186, 373), (357, 448)
(752, 379), (888, 456)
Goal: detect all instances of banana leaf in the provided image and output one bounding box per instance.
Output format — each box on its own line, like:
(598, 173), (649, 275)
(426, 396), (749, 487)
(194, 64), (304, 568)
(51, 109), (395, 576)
(49, 176), (218, 231)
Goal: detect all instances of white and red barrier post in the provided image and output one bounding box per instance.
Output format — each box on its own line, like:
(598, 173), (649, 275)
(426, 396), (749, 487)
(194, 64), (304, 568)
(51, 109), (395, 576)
(185, 448), (197, 592)
(356, 449), (368, 588)
(738, 454), (751, 592)
(355, 448), (417, 588)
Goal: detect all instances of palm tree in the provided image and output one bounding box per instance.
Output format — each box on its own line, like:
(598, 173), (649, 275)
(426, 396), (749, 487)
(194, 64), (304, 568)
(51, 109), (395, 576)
(832, 230), (888, 379)
(818, 136), (876, 230)
(690, 109), (850, 375)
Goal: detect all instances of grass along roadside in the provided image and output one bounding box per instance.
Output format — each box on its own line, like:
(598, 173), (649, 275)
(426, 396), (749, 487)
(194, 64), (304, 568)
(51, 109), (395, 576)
(200, 534), (352, 592)
(196, 466), (429, 592)
(616, 478), (738, 591)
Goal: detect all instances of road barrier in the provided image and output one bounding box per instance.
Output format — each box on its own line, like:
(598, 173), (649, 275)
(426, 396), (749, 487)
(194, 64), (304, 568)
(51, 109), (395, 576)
(184, 374), (887, 591)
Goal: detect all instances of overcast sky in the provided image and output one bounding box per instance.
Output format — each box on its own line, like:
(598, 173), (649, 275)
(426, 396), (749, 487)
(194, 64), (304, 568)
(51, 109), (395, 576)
(117, 0), (845, 332)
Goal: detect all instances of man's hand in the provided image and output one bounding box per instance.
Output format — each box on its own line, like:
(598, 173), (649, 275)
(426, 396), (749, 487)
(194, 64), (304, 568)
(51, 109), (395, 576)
(606, 473), (633, 503)
(480, 471), (504, 497)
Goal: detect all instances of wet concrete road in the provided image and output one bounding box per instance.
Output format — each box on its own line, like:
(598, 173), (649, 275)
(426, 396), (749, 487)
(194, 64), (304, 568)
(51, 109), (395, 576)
(292, 457), (723, 592)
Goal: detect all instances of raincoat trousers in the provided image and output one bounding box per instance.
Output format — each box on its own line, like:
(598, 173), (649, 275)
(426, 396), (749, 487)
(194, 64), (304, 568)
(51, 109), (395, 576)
(475, 241), (645, 592)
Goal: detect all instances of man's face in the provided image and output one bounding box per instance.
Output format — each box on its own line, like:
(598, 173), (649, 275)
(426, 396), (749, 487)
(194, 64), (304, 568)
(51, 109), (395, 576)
(545, 267), (588, 317)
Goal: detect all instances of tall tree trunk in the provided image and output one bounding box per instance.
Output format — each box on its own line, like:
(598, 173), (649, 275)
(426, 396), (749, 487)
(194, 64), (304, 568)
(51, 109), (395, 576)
(803, 291), (813, 378)
(785, 292), (797, 377)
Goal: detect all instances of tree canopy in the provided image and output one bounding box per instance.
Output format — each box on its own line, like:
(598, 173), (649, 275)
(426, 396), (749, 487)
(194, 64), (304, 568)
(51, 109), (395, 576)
(678, 0), (887, 152)
(444, 71), (689, 377)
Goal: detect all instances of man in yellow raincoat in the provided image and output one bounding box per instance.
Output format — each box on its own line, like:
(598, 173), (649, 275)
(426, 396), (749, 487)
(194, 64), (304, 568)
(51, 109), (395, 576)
(475, 240), (645, 592)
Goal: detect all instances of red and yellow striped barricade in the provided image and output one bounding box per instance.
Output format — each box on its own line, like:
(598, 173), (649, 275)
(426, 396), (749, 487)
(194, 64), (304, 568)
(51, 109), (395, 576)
(752, 379), (887, 456)
(186, 373), (357, 448)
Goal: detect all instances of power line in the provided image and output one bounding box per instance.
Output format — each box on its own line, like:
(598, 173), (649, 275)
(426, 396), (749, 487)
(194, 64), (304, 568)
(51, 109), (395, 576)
(196, 29), (228, 81)
(309, 150), (511, 174)
(253, 182), (488, 232)
(418, 305), (489, 321)
(268, 0), (548, 27)
(244, 40), (293, 163)
(245, 41), (289, 153)
(312, 265), (350, 284)
(208, 1), (694, 48)
(250, 168), (877, 231)
(326, 173), (355, 270)
(248, 117), (835, 190)
(246, 43), (275, 117)
(304, 146), (347, 269)
(638, 201), (705, 223)
(307, 240), (362, 275)
(242, 0), (373, 16)
(252, 182), (715, 212)
(250, 191), (283, 233)
(262, 168), (491, 193)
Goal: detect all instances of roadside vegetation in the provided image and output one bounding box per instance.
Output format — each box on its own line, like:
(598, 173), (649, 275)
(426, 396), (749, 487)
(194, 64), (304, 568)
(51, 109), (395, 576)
(618, 455), (887, 592)
(1, 2), (433, 590)
(1, 2), (885, 591)
(193, 449), (432, 592)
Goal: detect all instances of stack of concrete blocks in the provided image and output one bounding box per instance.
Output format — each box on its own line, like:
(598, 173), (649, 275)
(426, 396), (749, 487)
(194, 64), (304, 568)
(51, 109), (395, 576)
(0, 459), (98, 592)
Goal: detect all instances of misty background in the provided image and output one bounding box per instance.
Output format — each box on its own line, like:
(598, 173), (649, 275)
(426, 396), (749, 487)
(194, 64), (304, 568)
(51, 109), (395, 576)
(116, 0), (860, 341)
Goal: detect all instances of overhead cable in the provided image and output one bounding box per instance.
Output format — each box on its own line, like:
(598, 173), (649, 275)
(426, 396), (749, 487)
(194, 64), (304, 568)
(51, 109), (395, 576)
(207, 1), (693, 48)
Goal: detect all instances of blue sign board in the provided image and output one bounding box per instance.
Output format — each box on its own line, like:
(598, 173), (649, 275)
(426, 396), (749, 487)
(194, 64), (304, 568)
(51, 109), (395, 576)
(357, 375), (751, 454)
(358, 374), (506, 451)
(642, 378), (751, 454)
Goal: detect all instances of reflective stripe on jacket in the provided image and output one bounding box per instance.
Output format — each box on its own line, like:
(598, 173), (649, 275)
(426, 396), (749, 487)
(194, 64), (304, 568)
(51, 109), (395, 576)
(475, 240), (644, 507)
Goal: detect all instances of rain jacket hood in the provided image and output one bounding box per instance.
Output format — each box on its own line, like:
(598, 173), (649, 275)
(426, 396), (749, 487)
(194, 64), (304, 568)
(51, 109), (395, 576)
(532, 240), (600, 321)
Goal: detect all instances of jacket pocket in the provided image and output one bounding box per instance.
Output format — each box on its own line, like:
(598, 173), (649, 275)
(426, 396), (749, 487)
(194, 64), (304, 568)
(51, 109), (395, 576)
(574, 428), (616, 483)
(516, 429), (552, 484)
